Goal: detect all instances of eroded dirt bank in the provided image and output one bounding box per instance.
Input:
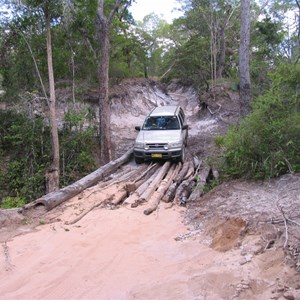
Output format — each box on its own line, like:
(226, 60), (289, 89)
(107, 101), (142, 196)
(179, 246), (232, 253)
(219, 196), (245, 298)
(1, 79), (300, 299)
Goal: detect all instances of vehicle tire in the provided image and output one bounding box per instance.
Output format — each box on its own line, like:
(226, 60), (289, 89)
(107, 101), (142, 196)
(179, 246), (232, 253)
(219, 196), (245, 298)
(178, 146), (185, 163)
(134, 156), (144, 164)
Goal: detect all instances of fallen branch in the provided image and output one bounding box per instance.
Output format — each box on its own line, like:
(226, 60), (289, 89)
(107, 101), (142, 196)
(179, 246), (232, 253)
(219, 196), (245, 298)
(277, 203), (289, 249)
(207, 103), (222, 115)
(65, 198), (109, 225)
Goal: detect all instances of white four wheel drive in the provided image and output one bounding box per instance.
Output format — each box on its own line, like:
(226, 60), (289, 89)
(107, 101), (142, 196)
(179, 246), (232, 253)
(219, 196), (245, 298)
(133, 105), (188, 164)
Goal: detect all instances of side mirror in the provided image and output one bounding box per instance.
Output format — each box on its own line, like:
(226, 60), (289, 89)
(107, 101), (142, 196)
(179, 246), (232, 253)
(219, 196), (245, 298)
(135, 126), (141, 131)
(182, 124), (188, 130)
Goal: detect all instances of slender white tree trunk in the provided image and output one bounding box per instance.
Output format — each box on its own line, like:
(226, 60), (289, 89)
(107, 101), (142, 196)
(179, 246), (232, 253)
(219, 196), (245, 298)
(44, 5), (60, 192)
(239, 0), (252, 117)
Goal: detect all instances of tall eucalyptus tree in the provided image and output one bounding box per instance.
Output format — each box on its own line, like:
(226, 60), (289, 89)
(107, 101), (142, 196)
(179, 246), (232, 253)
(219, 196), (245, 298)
(5, 0), (62, 192)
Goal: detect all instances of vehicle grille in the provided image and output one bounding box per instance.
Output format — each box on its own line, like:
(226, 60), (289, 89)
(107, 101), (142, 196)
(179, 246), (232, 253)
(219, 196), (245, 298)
(146, 143), (167, 150)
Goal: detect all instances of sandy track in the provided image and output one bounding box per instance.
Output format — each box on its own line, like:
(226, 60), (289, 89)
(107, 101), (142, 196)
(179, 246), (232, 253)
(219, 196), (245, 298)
(1, 195), (297, 300)
(0, 204), (219, 300)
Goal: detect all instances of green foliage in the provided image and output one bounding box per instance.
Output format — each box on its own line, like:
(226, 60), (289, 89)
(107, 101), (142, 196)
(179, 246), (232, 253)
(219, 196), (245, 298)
(203, 178), (219, 194)
(60, 110), (97, 186)
(218, 63), (300, 179)
(0, 109), (98, 202)
(250, 16), (286, 95)
(0, 196), (27, 209)
(0, 110), (51, 200)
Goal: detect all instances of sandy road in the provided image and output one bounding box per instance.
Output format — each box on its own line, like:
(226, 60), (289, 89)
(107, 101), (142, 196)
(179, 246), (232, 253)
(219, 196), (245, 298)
(0, 202), (222, 300)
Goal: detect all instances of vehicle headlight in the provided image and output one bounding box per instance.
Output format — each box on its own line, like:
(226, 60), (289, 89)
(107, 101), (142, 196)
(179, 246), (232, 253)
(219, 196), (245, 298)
(168, 141), (182, 148)
(134, 141), (144, 148)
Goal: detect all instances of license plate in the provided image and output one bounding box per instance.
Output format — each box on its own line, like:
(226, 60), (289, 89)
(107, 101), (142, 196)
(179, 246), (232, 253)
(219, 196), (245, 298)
(151, 153), (162, 158)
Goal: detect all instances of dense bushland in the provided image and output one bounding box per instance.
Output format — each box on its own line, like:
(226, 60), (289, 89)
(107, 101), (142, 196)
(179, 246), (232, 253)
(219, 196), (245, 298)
(217, 63), (300, 179)
(0, 109), (98, 207)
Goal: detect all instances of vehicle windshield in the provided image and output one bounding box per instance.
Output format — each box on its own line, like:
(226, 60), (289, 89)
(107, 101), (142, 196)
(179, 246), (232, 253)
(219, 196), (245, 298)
(142, 116), (180, 130)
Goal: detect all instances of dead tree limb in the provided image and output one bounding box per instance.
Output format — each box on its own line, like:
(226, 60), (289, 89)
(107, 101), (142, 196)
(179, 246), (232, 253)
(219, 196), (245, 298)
(22, 148), (133, 211)
(277, 203), (289, 249)
(65, 197), (111, 225)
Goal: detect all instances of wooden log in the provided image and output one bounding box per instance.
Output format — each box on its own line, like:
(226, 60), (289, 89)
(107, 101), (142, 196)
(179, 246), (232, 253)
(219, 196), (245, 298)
(139, 161), (171, 202)
(117, 164), (154, 194)
(188, 164), (211, 202)
(143, 164), (176, 215)
(96, 168), (138, 190)
(162, 162), (182, 202)
(163, 160), (194, 203)
(175, 177), (195, 206)
(111, 184), (128, 205)
(22, 148), (133, 211)
(133, 163), (158, 183)
(175, 160), (189, 184)
(197, 164), (211, 182)
(124, 164), (161, 206)
(183, 160), (195, 180)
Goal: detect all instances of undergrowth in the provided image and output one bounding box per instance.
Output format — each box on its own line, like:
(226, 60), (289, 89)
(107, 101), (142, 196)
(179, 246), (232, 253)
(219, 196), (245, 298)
(0, 109), (98, 206)
(217, 63), (300, 180)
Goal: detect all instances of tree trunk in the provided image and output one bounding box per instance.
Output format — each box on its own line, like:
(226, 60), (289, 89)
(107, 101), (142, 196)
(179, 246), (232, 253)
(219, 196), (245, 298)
(96, 0), (123, 165)
(22, 148), (133, 212)
(98, 21), (112, 164)
(239, 0), (252, 117)
(296, 0), (300, 61)
(217, 25), (226, 78)
(44, 4), (60, 192)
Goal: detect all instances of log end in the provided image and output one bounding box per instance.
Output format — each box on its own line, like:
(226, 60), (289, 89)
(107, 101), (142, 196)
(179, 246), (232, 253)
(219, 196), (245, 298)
(143, 208), (152, 215)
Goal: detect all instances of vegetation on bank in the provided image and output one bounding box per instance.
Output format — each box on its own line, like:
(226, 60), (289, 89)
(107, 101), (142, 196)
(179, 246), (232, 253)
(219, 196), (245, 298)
(0, 109), (98, 207)
(217, 63), (300, 179)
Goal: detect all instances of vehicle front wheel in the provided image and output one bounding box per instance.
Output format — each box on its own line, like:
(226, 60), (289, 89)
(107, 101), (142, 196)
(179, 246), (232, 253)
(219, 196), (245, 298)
(178, 146), (186, 163)
(134, 156), (144, 164)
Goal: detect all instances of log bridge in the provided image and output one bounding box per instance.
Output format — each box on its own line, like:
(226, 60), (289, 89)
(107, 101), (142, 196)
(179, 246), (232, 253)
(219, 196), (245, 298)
(20, 148), (215, 219)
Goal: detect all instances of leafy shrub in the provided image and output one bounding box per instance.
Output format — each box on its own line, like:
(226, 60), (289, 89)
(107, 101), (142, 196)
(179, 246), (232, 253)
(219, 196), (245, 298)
(218, 63), (300, 179)
(0, 196), (26, 209)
